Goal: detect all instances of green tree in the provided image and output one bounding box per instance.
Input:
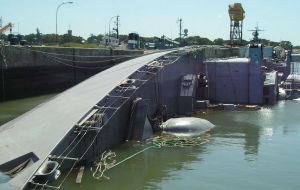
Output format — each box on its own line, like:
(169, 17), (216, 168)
(0, 34), (7, 41)
(43, 34), (57, 44)
(60, 34), (83, 44)
(24, 34), (35, 43)
(36, 28), (42, 44)
(177, 36), (213, 46)
(280, 41), (293, 50)
(213, 38), (225, 45)
(87, 34), (103, 44)
(119, 34), (128, 43)
(7, 34), (13, 43)
(260, 39), (279, 47)
(16, 34), (23, 41)
(87, 34), (97, 43)
(197, 37), (213, 45)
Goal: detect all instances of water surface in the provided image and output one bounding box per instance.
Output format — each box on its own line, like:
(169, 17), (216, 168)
(0, 96), (299, 190)
(58, 100), (300, 190)
(0, 94), (56, 125)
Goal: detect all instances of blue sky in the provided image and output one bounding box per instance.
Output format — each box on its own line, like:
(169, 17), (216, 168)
(1, 0), (299, 45)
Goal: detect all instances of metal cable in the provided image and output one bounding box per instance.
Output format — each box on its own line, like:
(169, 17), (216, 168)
(11, 46), (140, 58)
(39, 54), (181, 189)
(57, 75), (148, 166)
(43, 54), (113, 69)
(45, 53), (133, 64)
(78, 58), (181, 161)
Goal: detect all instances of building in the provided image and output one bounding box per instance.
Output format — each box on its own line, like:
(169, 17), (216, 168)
(127, 33), (140, 49)
(101, 36), (119, 46)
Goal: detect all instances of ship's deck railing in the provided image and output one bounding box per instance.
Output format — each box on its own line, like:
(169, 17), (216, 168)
(28, 54), (181, 189)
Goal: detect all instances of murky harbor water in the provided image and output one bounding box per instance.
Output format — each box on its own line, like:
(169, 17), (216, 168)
(1, 97), (300, 190)
(61, 100), (300, 190)
(0, 94), (56, 126)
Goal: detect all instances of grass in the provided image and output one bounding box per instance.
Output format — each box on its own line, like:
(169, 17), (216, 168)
(59, 42), (106, 49)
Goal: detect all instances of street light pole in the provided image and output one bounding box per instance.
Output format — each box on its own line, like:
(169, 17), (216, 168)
(56, 1), (73, 44)
(108, 15), (118, 46)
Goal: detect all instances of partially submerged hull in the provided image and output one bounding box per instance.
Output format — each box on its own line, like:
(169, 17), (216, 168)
(0, 51), (174, 189)
(0, 45), (291, 189)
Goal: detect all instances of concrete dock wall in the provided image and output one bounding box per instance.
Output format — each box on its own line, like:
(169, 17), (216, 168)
(0, 46), (143, 101)
(202, 47), (240, 59)
(4, 46), (143, 68)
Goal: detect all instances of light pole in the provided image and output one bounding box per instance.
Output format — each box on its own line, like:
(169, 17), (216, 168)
(108, 15), (118, 46)
(56, 1), (73, 44)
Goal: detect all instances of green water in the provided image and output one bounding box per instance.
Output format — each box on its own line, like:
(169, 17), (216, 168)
(1, 97), (300, 190)
(59, 100), (300, 190)
(0, 94), (56, 189)
(0, 94), (56, 125)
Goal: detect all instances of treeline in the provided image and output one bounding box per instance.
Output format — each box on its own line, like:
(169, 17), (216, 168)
(141, 36), (294, 49)
(0, 33), (128, 46)
(0, 32), (296, 50)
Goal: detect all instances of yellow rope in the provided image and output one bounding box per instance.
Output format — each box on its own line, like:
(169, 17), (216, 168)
(91, 134), (211, 180)
(91, 150), (116, 180)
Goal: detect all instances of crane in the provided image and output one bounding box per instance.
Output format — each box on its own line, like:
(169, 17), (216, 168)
(228, 3), (245, 46)
(0, 22), (13, 34)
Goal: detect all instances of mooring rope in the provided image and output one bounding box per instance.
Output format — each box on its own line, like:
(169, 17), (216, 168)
(43, 54), (183, 187)
(91, 150), (117, 180)
(91, 146), (153, 180)
(150, 134), (210, 148)
(91, 134), (210, 180)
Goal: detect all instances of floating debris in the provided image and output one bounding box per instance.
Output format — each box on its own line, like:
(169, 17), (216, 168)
(150, 134), (210, 148)
(90, 134), (210, 180)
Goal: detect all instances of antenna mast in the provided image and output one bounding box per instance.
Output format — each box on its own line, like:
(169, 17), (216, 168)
(113, 15), (120, 39)
(177, 18), (183, 39)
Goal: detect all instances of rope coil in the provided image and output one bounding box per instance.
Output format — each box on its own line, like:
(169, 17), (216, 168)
(90, 133), (210, 180)
(150, 134), (210, 148)
(91, 150), (116, 180)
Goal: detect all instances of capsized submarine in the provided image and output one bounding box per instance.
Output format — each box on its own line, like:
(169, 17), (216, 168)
(160, 117), (215, 137)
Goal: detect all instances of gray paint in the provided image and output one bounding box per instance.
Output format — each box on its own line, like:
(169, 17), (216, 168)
(0, 51), (171, 189)
(206, 58), (251, 104)
(178, 74), (197, 115)
(162, 117), (215, 137)
(0, 45), (279, 189)
(205, 46), (264, 104)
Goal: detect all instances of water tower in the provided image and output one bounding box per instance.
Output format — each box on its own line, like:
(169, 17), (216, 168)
(228, 3), (245, 46)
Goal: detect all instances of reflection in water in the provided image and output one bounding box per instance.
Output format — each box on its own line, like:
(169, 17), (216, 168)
(264, 128), (274, 139)
(200, 110), (261, 160)
(2, 97), (300, 190)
